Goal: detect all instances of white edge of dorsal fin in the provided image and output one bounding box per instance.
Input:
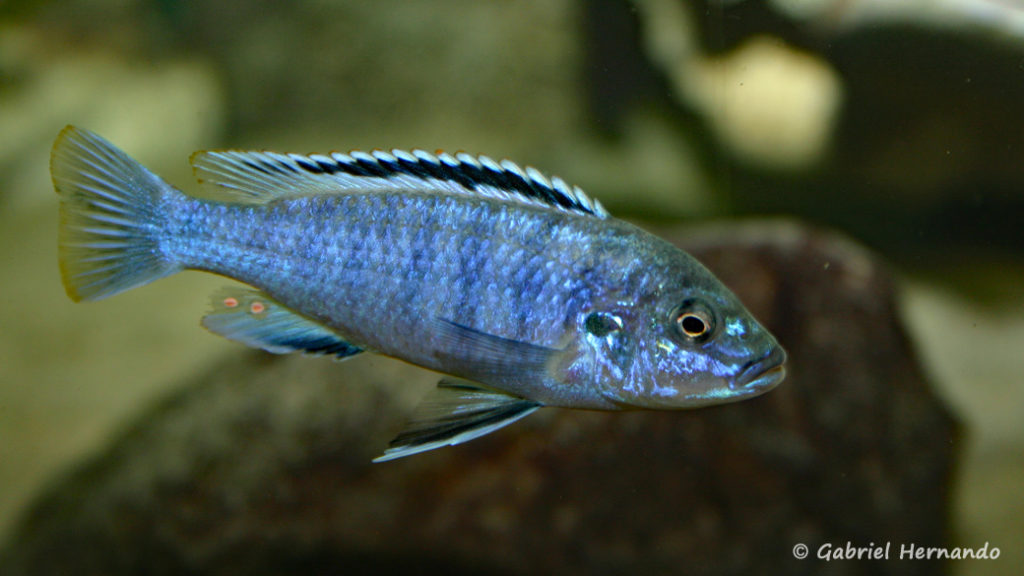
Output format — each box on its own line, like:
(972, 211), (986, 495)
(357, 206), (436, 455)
(190, 147), (610, 218)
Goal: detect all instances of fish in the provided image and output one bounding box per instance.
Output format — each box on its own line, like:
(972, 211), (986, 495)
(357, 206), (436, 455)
(51, 125), (786, 462)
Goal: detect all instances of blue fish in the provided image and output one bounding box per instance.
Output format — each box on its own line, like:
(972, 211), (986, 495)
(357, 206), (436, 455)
(51, 126), (786, 461)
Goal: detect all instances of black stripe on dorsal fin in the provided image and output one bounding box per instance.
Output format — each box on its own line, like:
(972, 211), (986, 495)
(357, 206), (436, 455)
(191, 147), (610, 218)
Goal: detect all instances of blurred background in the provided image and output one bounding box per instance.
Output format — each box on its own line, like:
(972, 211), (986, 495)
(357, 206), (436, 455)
(0, 0), (1022, 573)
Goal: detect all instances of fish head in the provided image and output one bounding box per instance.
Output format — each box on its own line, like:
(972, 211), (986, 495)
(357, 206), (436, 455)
(576, 266), (786, 410)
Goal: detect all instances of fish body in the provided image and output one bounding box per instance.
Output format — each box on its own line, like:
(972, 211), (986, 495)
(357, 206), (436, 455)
(52, 126), (786, 460)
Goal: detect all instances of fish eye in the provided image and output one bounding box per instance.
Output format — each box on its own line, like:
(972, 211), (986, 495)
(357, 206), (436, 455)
(673, 301), (714, 341)
(585, 312), (622, 337)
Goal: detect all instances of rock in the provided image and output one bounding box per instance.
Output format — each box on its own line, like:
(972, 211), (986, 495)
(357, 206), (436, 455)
(621, 0), (1024, 255)
(0, 221), (959, 576)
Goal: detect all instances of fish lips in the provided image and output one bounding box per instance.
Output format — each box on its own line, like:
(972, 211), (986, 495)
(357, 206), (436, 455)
(733, 346), (787, 393)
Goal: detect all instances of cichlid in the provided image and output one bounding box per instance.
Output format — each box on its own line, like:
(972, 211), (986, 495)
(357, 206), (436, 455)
(51, 126), (786, 461)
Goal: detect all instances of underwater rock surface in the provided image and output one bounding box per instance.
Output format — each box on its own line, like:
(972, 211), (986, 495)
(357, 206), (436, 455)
(0, 222), (958, 576)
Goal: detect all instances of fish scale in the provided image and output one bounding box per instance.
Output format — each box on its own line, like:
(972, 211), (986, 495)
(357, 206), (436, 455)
(197, 196), (556, 349)
(51, 126), (786, 461)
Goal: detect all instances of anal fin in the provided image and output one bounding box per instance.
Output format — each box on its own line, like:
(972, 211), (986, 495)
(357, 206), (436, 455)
(201, 286), (362, 360)
(374, 379), (541, 462)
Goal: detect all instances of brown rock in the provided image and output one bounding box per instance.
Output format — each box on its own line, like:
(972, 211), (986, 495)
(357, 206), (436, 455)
(0, 221), (958, 576)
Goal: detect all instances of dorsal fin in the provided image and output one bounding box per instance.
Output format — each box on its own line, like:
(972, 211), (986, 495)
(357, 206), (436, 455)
(191, 147), (609, 218)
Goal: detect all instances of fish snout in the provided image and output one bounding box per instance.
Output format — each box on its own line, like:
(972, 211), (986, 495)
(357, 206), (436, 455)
(733, 346), (787, 392)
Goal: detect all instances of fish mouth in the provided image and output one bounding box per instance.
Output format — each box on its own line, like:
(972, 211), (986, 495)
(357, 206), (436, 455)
(734, 347), (787, 392)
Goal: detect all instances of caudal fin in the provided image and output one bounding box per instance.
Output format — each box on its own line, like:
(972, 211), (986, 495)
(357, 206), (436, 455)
(51, 126), (183, 301)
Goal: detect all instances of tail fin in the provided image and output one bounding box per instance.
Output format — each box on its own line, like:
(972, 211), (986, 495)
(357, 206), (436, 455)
(51, 126), (183, 302)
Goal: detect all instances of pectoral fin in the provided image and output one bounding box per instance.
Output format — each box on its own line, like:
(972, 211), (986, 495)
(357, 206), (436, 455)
(201, 286), (362, 360)
(432, 318), (561, 382)
(374, 380), (541, 462)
